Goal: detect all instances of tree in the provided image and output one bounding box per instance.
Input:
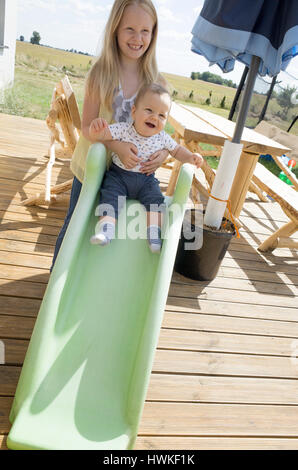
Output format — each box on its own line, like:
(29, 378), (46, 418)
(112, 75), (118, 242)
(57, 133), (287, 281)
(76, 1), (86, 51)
(220, 96), (226, 109)
(276, 85), (297, 119)
(30, 31), (41, 45)
(19, 35), (24, 42)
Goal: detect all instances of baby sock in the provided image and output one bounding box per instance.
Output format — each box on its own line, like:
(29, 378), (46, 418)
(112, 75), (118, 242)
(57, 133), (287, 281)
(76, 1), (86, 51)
(147, 225), (162, 254)
(90, 221), (115, 246)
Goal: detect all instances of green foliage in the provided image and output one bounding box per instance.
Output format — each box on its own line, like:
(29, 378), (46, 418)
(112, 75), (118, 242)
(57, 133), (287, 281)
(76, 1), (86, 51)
(220, 96), (226, 109)
(30, 32), (40, 45)
(190, 71), (237, 88)
(30, 31), (41, 45)
(259, 158), (298, 178)
(276, 85), (297, 119)
(205, 90), (212, 105)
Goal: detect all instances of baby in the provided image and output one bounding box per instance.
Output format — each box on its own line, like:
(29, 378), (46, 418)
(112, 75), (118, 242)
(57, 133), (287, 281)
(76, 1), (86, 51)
(89, 83), (203, 253)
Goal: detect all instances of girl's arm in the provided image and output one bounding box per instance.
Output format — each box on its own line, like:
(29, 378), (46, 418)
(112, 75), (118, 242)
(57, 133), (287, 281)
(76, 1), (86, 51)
(139, 149), (169, 175)
(81, 92), (101, 141)
(170, 144), (204, 168)
(81, 91), (139, 168)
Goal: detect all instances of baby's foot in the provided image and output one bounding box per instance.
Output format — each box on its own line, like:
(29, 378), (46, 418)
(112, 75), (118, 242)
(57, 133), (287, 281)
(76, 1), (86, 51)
(147, 225), (162, 254)
(90, 222), (115, 246)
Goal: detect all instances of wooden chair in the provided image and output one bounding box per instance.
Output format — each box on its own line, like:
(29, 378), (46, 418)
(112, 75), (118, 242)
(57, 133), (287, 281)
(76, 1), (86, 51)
(253, 163), (298, 252)
(22, 75), (81, 206)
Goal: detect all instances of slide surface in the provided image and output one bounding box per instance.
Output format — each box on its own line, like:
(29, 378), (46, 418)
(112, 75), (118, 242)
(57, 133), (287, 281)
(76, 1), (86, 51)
(7, 144), (193, 450)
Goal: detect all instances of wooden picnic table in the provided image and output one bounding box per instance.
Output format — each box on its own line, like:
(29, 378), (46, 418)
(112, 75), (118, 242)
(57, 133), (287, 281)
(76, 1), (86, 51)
(168, 102), (290, 218)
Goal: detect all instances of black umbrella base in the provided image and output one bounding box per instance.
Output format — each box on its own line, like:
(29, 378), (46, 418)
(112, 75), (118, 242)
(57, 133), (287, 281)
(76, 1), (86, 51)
(175, 210), (236, 281)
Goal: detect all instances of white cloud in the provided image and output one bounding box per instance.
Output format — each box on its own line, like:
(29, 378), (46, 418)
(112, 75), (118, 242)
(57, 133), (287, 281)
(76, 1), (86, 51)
(160, 30), (191, 41)
(19, 0), (57, 13)
(158, 6), (182, 23)
(66, 0), (111, 15)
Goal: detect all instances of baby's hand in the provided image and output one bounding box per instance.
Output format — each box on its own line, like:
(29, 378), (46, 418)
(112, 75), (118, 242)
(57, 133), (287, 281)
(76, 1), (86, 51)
(191, 153), (204, 168)
(89, 118), (109, 141)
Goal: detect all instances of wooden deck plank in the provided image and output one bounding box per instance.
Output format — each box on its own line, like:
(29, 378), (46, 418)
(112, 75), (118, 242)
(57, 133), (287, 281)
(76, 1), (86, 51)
(2, 397), (298, 437)
(166, 297), (298, 322)
(1, 242), (297, 276)
(162, 311), (298, 339)
(134, 436), (298, 450)
(2, 366), (298, 406)
(1, 312), (297, 356)
(139, 402), (298, 436)
(173, 275), (298, 296)
(153, 349), (298, 379)
(2, 337), (298, 379)
(169, 284), (298, 308)
(2, 259), (298, 288)
(0, 297), (41, 317)
(3, 433), (298, 450)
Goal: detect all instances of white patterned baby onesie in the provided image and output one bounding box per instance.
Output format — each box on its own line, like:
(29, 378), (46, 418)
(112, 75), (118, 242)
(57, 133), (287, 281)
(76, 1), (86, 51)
(109, 122), (178, 172)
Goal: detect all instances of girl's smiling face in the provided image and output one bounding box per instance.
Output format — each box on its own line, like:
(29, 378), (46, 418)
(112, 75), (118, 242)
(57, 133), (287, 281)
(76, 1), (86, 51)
(117, 4), (154, 61)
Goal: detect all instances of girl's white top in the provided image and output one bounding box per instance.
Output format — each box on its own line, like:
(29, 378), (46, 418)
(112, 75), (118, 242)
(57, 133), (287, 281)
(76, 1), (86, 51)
(112, 84), (137, 124)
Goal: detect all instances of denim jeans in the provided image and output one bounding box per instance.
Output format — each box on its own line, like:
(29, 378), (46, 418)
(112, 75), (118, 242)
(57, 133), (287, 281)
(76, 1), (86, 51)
(50, 177), (82, 271)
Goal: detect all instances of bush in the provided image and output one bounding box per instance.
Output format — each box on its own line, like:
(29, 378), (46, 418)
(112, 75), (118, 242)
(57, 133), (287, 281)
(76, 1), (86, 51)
(220, 96), (226, 109)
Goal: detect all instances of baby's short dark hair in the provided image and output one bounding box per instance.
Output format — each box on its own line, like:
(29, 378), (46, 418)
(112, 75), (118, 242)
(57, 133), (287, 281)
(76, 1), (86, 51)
(135, 83), (171, 107)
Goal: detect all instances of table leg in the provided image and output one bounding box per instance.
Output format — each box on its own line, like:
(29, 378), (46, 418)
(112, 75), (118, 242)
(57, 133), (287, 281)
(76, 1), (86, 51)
(166, 132), (183, 196)
(166, 160), (182, 196)
(229, 151), (259, 218)
(257, 220), (297, 252)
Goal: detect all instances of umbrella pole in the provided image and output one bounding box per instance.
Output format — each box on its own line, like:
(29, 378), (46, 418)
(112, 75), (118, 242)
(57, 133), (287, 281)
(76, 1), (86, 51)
(204, 56), (261, 229)
(232, 55), (261, 143)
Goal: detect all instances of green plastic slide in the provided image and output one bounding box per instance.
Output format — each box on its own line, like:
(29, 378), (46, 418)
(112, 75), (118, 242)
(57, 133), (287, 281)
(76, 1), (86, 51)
(7, 144), (193, 450)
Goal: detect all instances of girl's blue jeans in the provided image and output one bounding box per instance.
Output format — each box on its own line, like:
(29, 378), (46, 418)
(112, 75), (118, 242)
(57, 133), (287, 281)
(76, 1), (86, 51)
(50, 177), (82, 271)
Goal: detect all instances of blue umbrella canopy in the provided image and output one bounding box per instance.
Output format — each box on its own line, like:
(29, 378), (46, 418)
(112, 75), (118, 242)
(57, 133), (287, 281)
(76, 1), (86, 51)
(191, 0), (298, 77)
(190, 0), (298, 230)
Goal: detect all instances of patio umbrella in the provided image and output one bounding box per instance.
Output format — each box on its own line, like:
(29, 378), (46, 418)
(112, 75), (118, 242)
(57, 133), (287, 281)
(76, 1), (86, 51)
(191, 0), (298, 229)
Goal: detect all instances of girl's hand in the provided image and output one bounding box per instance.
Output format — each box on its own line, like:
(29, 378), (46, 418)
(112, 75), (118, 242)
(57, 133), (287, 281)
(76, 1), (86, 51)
(140, 149), (169, 175)
(89, 118), (109, 141)
(110, 141), (139, 169)
(191, 152), (204, 168)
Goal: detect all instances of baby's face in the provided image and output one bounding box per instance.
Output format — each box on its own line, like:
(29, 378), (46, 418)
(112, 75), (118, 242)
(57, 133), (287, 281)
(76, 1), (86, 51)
(132, 91), (171, 137)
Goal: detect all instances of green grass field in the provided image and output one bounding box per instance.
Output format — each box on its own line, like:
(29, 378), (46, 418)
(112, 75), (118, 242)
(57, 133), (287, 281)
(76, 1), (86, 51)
(2, 41), (297, 133)
(1, 41), (297, 180)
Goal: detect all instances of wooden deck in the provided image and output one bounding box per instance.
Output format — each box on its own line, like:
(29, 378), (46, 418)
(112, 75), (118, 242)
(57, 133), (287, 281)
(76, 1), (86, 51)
(1, 113), (298, 450)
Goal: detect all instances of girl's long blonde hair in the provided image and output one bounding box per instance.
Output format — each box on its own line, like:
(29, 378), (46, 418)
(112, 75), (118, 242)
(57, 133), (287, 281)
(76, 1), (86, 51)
(86, 0), (159, 110)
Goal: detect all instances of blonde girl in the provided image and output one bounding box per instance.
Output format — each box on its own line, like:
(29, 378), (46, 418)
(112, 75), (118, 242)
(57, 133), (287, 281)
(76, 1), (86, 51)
(51, 0), (169, 269)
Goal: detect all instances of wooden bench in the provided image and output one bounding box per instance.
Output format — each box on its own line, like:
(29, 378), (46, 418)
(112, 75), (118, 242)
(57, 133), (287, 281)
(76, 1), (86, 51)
(253, 163), (298, 252)
(22, 75), (81, 206)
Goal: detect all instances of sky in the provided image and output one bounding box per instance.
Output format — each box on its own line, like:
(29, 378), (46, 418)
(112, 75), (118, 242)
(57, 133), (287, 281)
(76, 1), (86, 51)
(17, 0), (298, 89)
